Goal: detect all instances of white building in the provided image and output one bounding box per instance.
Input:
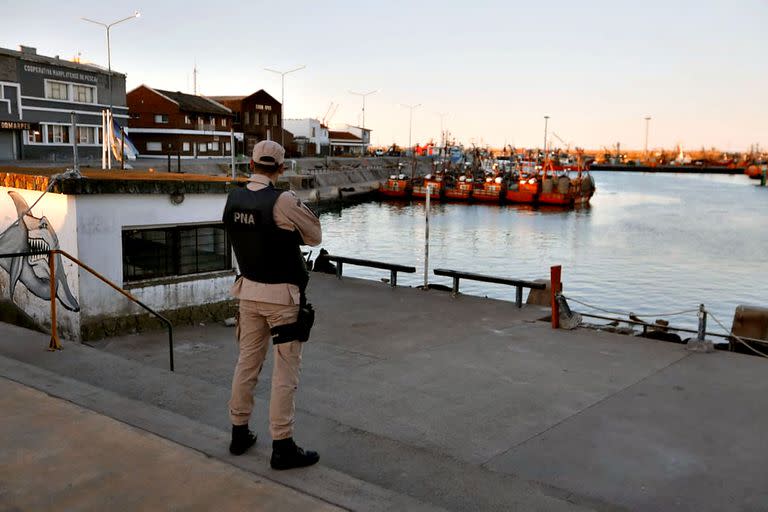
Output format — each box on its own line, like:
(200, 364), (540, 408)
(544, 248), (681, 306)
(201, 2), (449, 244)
(283, 118), (329, 156)
(0, 171), (239, 341)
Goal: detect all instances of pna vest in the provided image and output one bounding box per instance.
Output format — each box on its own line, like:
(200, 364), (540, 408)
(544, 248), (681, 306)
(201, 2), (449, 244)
(223, 184), (308, 288)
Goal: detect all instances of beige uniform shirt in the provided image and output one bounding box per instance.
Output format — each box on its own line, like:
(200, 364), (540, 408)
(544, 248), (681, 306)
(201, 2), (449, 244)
(230, 174), (322, 305)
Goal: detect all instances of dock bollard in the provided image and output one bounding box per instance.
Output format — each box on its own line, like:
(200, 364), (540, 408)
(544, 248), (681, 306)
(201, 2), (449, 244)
(687, 304), (714, 353)
(551, 265), (562, 329)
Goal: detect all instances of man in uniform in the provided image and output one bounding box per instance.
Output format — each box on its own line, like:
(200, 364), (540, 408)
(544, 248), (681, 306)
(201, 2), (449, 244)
(222, 140), (321, 470)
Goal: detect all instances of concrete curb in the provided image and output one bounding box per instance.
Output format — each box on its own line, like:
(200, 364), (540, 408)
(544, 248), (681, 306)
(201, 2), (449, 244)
(0, 354), (445, 512)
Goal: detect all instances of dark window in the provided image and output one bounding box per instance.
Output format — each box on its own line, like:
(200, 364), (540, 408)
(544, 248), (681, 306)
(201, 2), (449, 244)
(122, 224), (230, 282)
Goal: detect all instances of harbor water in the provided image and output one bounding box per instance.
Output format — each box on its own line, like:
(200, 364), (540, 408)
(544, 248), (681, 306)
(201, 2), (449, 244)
(318, 172), (768, 333)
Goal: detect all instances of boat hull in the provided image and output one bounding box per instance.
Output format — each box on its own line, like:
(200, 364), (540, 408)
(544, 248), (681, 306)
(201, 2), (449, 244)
(379, 180), (412, 199)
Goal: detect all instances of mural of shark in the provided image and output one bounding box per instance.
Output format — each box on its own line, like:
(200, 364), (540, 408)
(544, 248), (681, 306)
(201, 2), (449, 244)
(0, 191), (80, 312)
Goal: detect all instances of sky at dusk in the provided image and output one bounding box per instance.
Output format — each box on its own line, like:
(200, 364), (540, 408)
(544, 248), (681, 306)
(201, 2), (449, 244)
(3, 0), (767, 151)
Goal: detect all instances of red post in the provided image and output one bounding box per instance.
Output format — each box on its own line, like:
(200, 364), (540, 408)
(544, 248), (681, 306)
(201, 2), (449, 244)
(551, 265), (562, 329)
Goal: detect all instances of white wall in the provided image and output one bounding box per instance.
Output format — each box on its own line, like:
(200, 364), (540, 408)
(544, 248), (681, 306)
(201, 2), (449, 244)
(0, 187), (81, 338)
(75, 193), (234, 320)
(284, 119), (312, 138)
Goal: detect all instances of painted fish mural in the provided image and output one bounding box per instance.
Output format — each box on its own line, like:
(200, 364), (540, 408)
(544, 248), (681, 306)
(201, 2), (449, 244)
(0, 191), (80, 312)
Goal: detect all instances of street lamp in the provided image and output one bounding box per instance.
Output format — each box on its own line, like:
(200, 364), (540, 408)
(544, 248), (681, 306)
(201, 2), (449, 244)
(644, 116), (652, 156)
(401, 103), (421, 156)
(349, 89), (377, 130)
(81, 10), (140, 111)
(264, 65), (305, 147)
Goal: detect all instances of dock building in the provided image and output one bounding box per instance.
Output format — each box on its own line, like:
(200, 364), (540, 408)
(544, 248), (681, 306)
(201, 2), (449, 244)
(0, 45), (127, 162)
(329, 124), (371, 156)
(207, 90), (292, 157)
(126, 86), (234, 159)
(284, 118), (330, 156)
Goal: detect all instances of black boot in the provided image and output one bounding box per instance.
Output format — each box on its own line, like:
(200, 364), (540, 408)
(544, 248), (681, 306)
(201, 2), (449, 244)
(270, 438), (319, 470)
(229, 424), (257, 455)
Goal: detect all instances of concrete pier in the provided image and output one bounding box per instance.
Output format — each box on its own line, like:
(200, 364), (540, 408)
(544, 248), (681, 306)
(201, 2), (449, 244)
(1, 273), (766, 511)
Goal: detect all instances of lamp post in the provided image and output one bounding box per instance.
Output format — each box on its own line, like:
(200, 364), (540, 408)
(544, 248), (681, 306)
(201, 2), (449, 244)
(349, 89), (377, 131)
(543, 115), (550, 160)
(265, 65), (306, 148)
(81, 10), (140, 112)
(401, 103), (421, 156)
(644, 116), (652, 156)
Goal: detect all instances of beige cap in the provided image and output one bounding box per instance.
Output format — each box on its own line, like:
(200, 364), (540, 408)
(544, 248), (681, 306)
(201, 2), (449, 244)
(251, 140), (285, 169)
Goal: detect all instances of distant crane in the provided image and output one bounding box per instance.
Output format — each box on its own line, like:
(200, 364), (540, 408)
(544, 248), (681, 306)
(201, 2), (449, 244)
(551, 132), (572, 152)
(322, 102), (339, 127)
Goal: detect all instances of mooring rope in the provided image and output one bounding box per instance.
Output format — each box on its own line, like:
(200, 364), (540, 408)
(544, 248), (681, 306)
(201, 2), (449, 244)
(706, 309), (768, 359)
(560, 294), (699, 318)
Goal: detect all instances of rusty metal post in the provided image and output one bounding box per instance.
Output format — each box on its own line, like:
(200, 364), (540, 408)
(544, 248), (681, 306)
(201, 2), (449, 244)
(551, 265), (562, 329)
(48, 252), (61, 350)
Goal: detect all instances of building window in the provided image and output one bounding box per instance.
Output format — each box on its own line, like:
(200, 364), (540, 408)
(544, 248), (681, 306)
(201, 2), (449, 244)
(244, 111), (250, 125)
(183, 142), (190, 152)
(72, 84), (95, 104)
(26, 129), (43, 143)
(210, 141), (219, 151)
(185, 115), (191, 124)
(146, 142), (162, 151)
(221, 118), (227, 128)
(154, 114), (169, 124)
(47, 125), (70, 144)
(273, 114), (278, 126)
(45, 81), (69, 100)
(254, 111), (259, 125)
(209, 116), (215, 127)
(76, 126), (97, 144)
(198, 143), (207, 152)
(225, 142), (231, 152)
(262, 113), (269, 126)
(122, 224), (231, 282)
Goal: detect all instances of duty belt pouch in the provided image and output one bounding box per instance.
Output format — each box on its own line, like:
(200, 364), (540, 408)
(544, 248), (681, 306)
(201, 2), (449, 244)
(271, 293), (315, 345)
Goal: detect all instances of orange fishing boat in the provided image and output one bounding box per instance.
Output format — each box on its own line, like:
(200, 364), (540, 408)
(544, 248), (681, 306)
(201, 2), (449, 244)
(379, 174), (412, 199)
(537, 159), (595, 207)
(472, 175), (506, 203)
(505, 161), (540, 204)
(745, 164), (765, 180)
(412, 174), (443, 200)
(443, 175), (473, 202)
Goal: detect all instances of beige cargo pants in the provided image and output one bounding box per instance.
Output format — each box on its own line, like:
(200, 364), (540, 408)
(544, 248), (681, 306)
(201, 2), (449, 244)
(229, 299), (302, 440)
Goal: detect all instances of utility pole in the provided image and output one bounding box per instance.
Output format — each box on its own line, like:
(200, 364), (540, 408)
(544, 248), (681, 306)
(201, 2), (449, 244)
(193, 62), (197, 95)
(543, 115), (550, 161)
(265, 65), (306, 148)
(644, 116), (651, 156)
(401, 103), (421, 156)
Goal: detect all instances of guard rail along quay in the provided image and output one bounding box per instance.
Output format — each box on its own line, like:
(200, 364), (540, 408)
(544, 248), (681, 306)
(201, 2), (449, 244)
(325, 254), (416, 287)
(433, 268), (546, 307)
(0, 249), (175, 371)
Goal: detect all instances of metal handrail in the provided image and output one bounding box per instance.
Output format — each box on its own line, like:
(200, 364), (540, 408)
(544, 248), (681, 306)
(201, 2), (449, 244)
(433, 268), (546, 307)
(0, 250), (174, 371)
(325, 254), (416, 287)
